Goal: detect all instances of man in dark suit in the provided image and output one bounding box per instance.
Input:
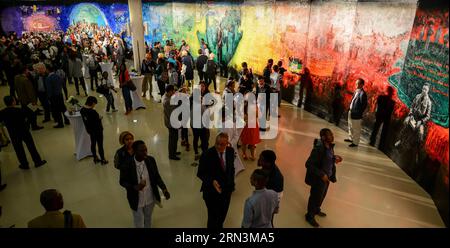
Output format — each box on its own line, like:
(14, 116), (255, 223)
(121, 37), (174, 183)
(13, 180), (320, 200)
(197, 133), (235, 228)
(305, 128), (343, 227)
(196, 49), (208, 81)
(163, 84), (181, 160)
(345, 78), (367, 147)
(0, 96), (46, 170)
(370, 86), (395, 150)
(119, 140), (170, 228)
(45, 64), (69, 128)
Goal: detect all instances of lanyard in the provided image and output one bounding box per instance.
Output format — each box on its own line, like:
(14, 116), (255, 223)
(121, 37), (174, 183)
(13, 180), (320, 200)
(137, 162), (145, 181)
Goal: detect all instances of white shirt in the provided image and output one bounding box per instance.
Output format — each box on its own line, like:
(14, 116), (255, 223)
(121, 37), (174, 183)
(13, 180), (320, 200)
(135, 158), (154, 208)
(349, 88), (362, 110)
(270, 72), (280, 91)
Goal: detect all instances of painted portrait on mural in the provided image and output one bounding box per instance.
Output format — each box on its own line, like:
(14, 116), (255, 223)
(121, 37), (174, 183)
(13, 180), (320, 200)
(394, 83), (432, 151)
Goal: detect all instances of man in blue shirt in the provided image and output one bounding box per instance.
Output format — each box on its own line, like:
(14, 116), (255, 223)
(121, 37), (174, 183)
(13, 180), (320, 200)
(304, 128), (343, 227)
(242, 169), (279, 228)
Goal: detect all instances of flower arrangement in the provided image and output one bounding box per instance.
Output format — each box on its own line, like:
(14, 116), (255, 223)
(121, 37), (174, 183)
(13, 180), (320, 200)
(67, 96), (82, 114)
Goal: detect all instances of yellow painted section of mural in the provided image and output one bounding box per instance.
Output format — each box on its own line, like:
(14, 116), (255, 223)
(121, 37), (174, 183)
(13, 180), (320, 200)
(230, 3), (276, 75)
(172, 2), (201, 56)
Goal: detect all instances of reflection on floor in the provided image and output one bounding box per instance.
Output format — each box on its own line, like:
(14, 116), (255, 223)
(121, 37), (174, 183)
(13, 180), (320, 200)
(0, 76), (445, 228)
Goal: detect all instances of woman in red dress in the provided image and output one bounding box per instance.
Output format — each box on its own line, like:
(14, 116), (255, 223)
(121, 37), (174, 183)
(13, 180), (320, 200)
(240, 101), (261, 160)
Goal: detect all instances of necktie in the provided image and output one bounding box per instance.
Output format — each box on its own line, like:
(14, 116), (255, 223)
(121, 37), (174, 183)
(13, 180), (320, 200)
(220, 152), (225, 171)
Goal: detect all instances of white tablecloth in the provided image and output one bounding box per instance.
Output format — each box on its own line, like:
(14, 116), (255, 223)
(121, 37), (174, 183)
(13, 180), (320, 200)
(130, 76), (146, 110)
(99, 62), (115, 87)
(65, 111), (92, 160)
(82, 54), (90, 79)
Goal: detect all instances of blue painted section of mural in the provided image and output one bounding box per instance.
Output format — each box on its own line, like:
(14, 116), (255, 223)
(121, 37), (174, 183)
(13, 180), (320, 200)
(0, 3), (130, 46)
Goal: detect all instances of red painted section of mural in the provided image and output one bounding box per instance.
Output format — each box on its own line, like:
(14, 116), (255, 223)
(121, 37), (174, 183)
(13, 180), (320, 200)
(425, 122), (449, 171)
(410, 9), (449, 46)
(345, 31), (413, 119)
(282, 72), (300, 88)
(23, 13), (57, 32)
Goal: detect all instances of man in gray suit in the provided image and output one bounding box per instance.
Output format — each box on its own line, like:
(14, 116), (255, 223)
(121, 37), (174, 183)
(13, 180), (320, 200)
(344, 78), (367, 147)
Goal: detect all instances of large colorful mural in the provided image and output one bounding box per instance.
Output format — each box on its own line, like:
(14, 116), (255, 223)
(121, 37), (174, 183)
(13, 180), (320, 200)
(1, 0), (448, 225)
(139, 0), (447, 226)
(389, 0), (449, 225)
(0, 2), (130, 45)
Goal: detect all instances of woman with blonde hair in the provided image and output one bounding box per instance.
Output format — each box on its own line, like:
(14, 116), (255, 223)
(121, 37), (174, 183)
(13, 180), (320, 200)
(113, 131), (135, 170)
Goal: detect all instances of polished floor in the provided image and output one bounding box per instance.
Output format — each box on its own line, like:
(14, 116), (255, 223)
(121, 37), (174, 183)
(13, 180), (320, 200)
(0, 74), (445, 228)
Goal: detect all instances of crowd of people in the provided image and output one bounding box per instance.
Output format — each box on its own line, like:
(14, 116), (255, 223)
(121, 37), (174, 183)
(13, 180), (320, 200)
(0, 19), (401, 228)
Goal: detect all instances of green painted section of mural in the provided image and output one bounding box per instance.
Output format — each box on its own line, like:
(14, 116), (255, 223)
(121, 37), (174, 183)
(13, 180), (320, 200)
(391, 38), (449, 128)
(196, 8), (243, 65)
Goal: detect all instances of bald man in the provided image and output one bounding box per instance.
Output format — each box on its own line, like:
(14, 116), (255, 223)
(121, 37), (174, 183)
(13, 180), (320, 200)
(28, 189), (86, 228)
(197, 133), (236, 228)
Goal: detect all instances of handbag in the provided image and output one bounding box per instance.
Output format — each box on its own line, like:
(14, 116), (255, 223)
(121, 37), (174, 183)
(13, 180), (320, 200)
(127, 80), (137, 91)
(96, 84), (109, 95)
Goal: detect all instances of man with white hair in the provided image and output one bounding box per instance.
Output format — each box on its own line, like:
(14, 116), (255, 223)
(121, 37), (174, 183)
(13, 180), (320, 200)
(197, 133), (236, 228)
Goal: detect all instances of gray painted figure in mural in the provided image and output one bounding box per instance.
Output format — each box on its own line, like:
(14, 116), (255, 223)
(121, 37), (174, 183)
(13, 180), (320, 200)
(419, 25), (425, 41)
(395, 83), (432, 148)
(425, 26), (434, 50)
(435, 26), (442, 43)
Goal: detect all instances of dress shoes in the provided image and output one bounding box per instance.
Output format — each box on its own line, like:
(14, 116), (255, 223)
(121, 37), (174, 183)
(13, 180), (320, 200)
(349, 143), (358, 147)
(344, 139), (353, 143)
(316, 211), (327, 217)
(19, 164), (30, 170)
(35, 160), (47, 168)
(194, 154), (201, 161)
(169, 156), (181, 161)
(53, 124), (64, 128)
(0, 184), (7, 192)
(305, 214), (320, 228)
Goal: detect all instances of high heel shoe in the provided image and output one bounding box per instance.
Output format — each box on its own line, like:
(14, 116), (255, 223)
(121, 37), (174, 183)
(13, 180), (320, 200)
(100, 159), (109, 165)
(242, 154), (248, 160)
(93, 157), (100, 164)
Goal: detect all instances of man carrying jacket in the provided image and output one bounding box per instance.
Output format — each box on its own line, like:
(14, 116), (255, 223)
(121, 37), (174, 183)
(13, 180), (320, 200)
(305, 128), (343, 227)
